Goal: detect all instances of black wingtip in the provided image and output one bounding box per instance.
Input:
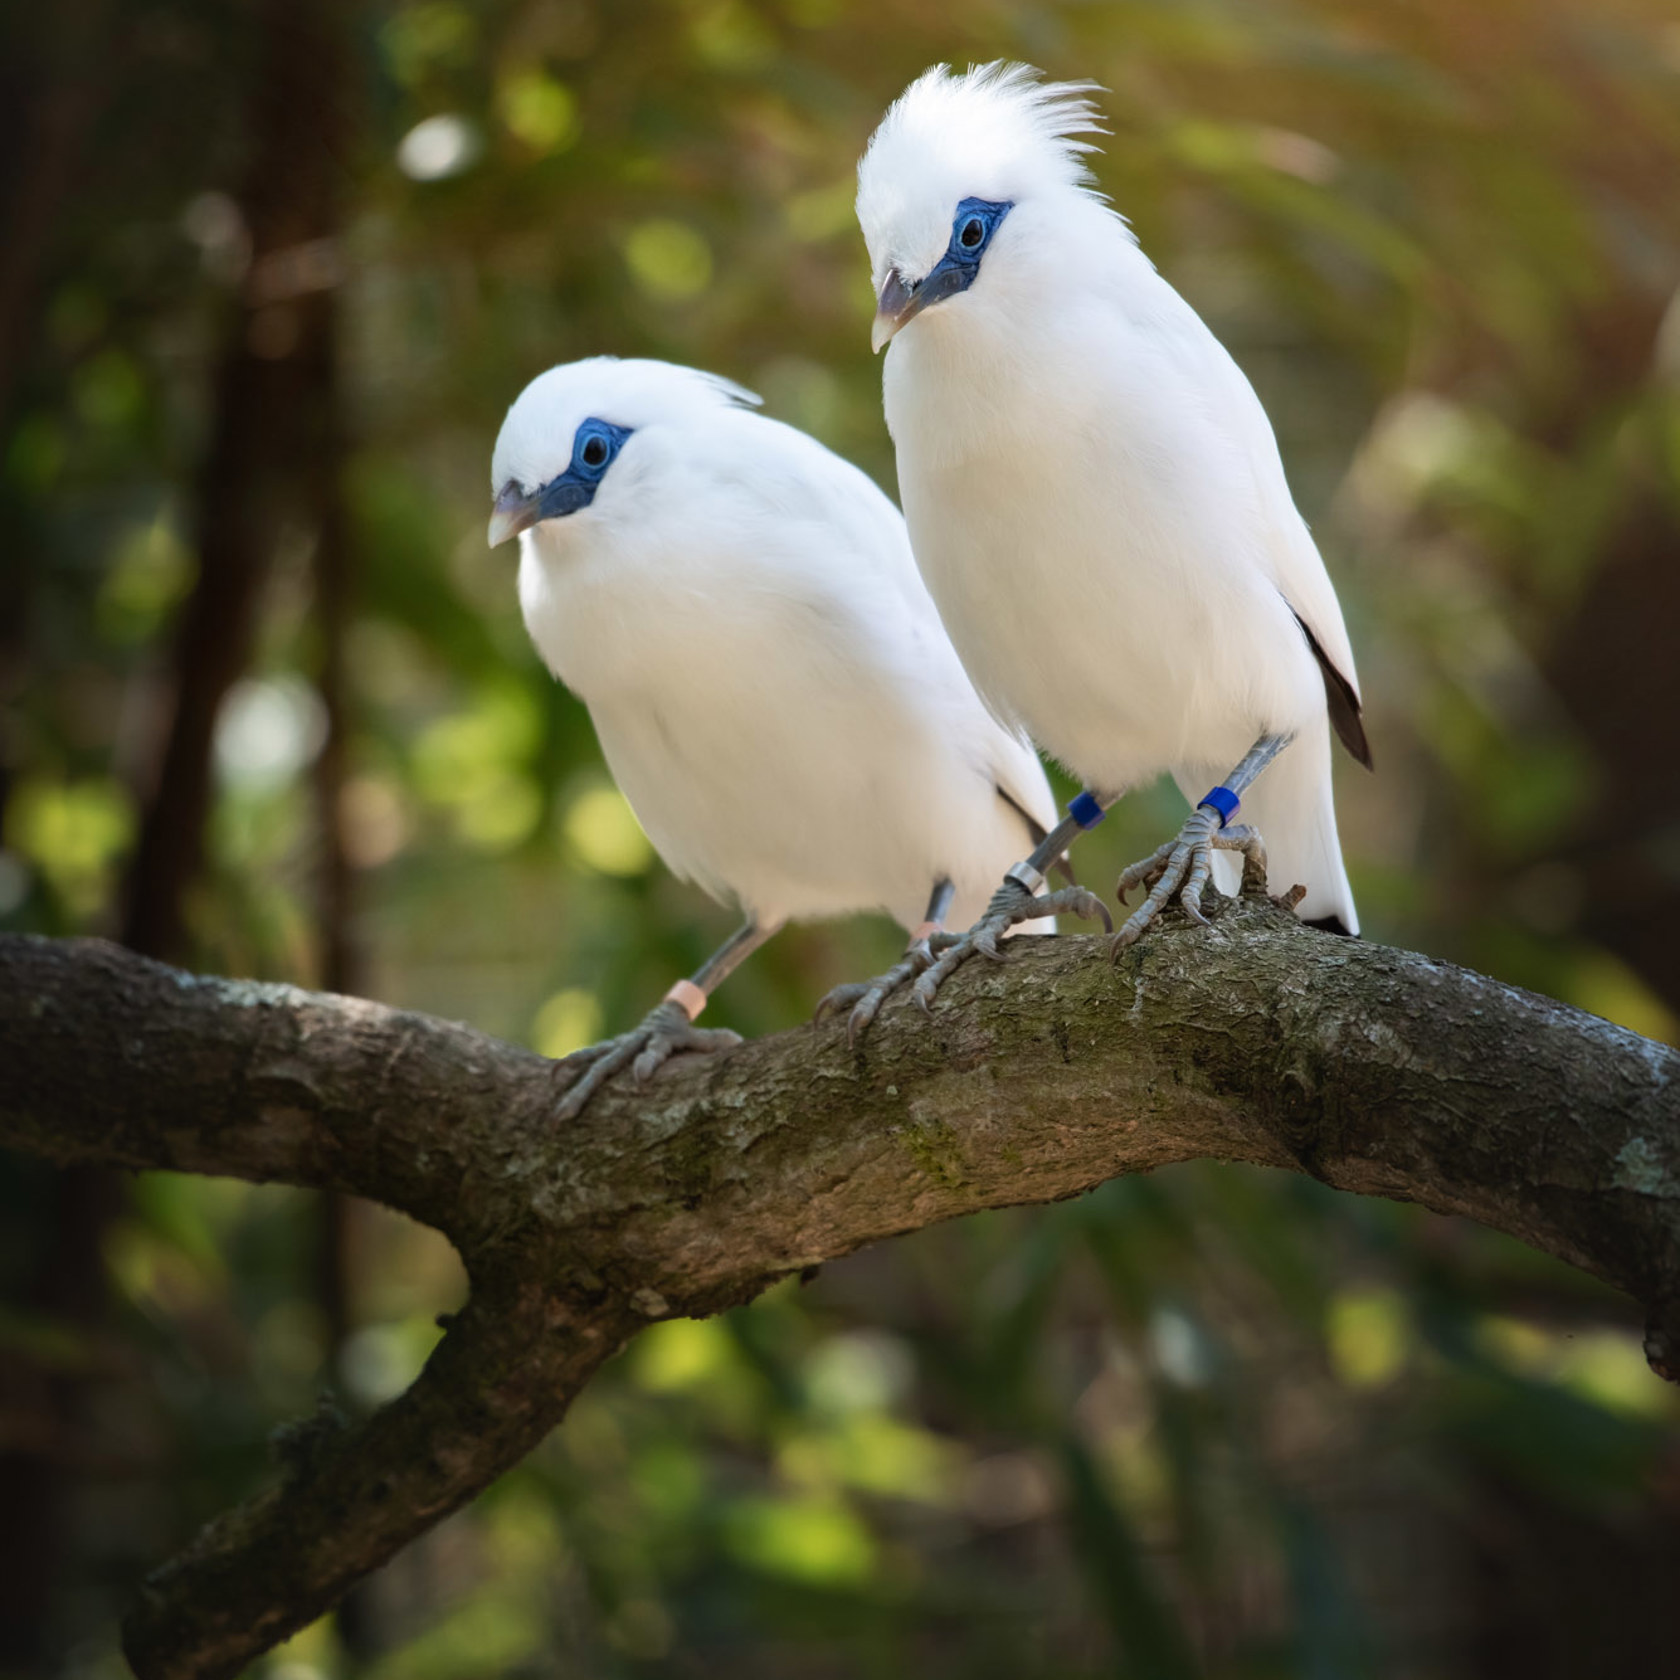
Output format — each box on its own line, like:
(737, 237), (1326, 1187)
(1339, 709), (1375, 773)
(1304, 914), (1356, 938)
(995, 782), (1077, 885)
(1290, 607), (1374, 771)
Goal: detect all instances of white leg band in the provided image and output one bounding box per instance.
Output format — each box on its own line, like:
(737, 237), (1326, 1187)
(1006, 861), (1046, 895)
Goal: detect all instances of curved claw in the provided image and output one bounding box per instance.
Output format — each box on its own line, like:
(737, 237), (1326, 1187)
(844, 981), (901, 1044)
(1062, 886), (1115, 935)
(1110, 876), (1187, 957)
(1216, 824), (1269, 896)
(813, 981), (871, 1025)
(1117, 840), (1177, 904)
(555, 1034), (644, 1122)
(814, 944), (936, 1045)
(1178, 842), (1215, 924)
(555, 1000), (742, 1121)
(1110, 811), (1271, 957)
(911, 941), (972, 1013)
(632, 1024), (739, 1083)
(907, 880), (1113, 1015)
(848, 945), (938, 1043)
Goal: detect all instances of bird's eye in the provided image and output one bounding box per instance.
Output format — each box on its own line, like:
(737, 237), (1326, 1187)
(960, 216), (985, 250)
(581, 435), (608, 468)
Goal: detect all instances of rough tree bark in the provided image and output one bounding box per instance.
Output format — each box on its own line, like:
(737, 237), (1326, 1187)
(3, 884), (1678, 1680)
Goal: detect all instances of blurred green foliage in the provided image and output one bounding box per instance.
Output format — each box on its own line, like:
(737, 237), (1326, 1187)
(3, 0), (1680, 1675)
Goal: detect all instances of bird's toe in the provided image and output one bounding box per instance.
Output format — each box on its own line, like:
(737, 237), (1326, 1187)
(631, 1022), (740, 1083)
(846, 990), (889, 1046)
(629, 1034), (669, 1084)
(554, 1035), (640, 1120)
(911, 961), (954, 1013)
(1047, 885), (1113, 933)
(814, 981), (869, 1024)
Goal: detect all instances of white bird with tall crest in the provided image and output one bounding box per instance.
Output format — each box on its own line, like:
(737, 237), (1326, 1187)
(850, 62), (1371, 1013)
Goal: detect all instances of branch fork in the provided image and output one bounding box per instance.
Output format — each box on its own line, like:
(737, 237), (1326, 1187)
(3, 893), (1677, 1678)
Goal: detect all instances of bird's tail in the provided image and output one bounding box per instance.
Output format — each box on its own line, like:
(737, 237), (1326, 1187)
(1177, 721), (1358, 935)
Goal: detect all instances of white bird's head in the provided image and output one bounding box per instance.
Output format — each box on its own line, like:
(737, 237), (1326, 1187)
(856, 63), (1112, 353)
(488, 357), (759, 548)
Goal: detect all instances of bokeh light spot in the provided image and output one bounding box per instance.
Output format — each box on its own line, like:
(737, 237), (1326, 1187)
(624, 220), (713, 302)
(633, 1317), (732, 1393)
(565, 784), (653, 876)
(1328, 1288), (1409, 1389)
(98, 514), (193, 645)
(214, 677), (329, 792)
(723, 1494), (875, 1586)
(531, 986), (603, 1058)
(497, 70), (578, 155)
(6, 778), (134, 918)
(397, 113), (481, 181)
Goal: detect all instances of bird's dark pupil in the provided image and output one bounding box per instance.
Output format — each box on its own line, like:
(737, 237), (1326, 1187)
(961, 218), (983, 248)
(584, 438), (606, 465)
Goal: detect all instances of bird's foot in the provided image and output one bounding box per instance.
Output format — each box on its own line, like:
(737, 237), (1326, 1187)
(553, 999), (742, 1121)
(908, 878), (1112, 1015)
(1109, 811), (1267, 956)
(814, 938), (941, 1046)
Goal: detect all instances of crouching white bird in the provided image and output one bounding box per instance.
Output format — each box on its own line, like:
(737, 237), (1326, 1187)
(489, 357), (1091, 1115)
(853, 63), (1371, 1005)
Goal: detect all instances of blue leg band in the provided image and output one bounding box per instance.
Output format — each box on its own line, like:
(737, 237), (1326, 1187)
(1068, 790), (1106, 830)
(1198, 785), (1240, 828)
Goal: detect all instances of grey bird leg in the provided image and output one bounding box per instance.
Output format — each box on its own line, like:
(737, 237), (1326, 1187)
(814, 876), (957, 1045)
(554, 916), (781, 1121)
(1109, 733), (1288, 956)
(904, 803), (1116, 1016)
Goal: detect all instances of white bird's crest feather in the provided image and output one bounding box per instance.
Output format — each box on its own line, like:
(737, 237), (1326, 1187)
(856, 65), (1364, 933)
(857, 63), (1115, 285)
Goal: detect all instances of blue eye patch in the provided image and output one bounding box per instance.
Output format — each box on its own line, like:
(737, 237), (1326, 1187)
(535, 416), (634, 520)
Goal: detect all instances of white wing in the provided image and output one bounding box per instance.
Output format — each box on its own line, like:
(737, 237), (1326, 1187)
(1155, 290), (1364, 692)
(1129, 282), (1370, 771)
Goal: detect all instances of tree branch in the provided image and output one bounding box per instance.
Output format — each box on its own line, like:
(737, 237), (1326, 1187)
(3, 889), (1677, 1679)
(123, 1276), (633, 1680)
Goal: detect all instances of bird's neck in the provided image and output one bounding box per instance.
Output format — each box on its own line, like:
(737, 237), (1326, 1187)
(885, 209), (1148, 469)
(884, 310), (1084, 471)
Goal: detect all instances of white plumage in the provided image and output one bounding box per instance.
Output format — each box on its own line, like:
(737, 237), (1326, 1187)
(489, 356), (1057, 1102)
(857, 64), (1368, 937)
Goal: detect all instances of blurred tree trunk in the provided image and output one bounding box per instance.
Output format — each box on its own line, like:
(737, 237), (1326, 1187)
(0, 0), (110, 966)
(1519, 289), (1680, 1016)
(120, 0), (351, 961)
(0, 9), (118, 1671)
(303, 238), (379, 1661)
(311, 370), (358, 1005)
(0, 1), (109, 433)
(0, 0), (354, 1669)
(1546, 482), (1680, 1018)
